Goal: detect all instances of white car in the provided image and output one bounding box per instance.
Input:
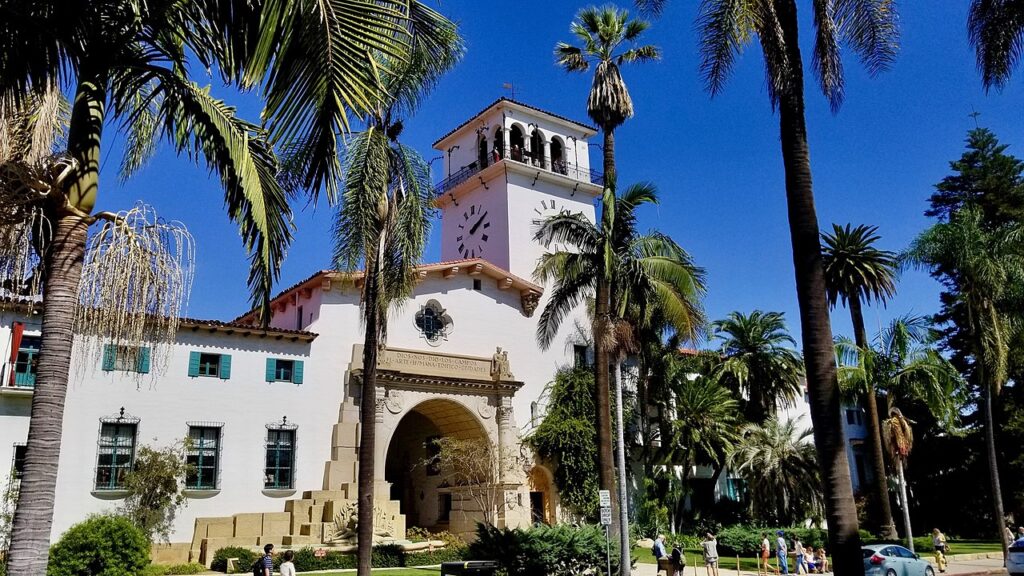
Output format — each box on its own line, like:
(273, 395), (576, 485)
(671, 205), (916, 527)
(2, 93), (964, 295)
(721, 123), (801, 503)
(1008, 542), (1024, 575)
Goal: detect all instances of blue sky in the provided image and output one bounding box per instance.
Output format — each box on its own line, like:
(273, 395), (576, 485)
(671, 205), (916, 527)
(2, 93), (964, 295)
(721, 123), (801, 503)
(101, 1), (1024, 345)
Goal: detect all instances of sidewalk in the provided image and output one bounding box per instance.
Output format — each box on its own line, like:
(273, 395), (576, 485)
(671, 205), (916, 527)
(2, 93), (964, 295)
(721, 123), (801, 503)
(632, 554), (1008, 576)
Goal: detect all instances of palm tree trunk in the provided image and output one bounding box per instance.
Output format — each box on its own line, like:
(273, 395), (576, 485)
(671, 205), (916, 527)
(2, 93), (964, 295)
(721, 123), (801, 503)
(6, 213), (89, 574)
(983, 382), (1009, 561)
(357, 263), (382, 576)
(614, 358), (631, 575)
(595, 125), (617, 531)
(775, 2), (861, 573)
(895, 458), (913, 553)
(7, 67), (106, 573)
(849, 299), (897, 539)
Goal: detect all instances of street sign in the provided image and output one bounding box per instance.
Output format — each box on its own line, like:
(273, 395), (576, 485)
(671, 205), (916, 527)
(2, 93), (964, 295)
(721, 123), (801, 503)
(599, 489), (611, 507)
(600, 506), (612, 525)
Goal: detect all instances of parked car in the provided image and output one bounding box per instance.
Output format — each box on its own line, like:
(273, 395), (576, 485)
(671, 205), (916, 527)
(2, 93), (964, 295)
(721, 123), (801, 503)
(863, 544), (935, 576)
(1008, 542), (1024, 575)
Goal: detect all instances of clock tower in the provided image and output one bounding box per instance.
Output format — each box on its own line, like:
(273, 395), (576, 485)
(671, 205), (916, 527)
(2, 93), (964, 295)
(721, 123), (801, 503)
(433, 98), (603, 280)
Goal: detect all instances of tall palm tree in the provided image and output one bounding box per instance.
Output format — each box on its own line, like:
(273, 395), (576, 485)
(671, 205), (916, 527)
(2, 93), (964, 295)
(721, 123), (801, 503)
(710, 311), (804, 424)
(535, 181), (705, 574)
(637, 0), (899, 567)
(821, 223), (899, 538)
(333, 29), (462, 576)
(905, 207), (1024, 556)
(881, 408), (915, 552)
(968, 0), (1024, 90)
(554, 6), (659, 525)
(730, 417), (823, 526)
(0, 1), (456, 571)
(837, 315), (965, 550)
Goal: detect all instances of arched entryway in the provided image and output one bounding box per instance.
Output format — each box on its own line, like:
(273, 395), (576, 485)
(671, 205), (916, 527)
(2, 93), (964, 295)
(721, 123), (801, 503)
(527, 465), (556, 526)
(550, 137), (565, 174)
(509, 124), (525, 161)
(384, 398), (489, 531)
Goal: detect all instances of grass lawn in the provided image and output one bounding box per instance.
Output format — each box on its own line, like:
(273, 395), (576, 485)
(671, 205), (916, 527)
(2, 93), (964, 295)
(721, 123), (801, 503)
(301, 569), (439, 576)
(946, 541), (1003, 556)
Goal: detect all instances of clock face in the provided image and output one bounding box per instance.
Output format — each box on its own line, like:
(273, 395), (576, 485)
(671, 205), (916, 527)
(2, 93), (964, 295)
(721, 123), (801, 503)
(534, 199), (568, 251)
(456, 203), (490, 259)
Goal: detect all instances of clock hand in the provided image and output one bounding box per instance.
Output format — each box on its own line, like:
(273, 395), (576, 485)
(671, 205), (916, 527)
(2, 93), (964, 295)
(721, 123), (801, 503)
(469, 211), (488, 235)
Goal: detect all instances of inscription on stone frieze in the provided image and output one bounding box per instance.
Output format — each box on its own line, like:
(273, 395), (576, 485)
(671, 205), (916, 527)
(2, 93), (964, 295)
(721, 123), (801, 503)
(351, 345), (494, 380)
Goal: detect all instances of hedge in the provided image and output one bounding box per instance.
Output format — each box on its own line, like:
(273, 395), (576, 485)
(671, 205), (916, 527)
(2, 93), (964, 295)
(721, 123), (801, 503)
(211, 544), (469, 573)
(715, 526), (877, 556)
(48, 514), (150, 576)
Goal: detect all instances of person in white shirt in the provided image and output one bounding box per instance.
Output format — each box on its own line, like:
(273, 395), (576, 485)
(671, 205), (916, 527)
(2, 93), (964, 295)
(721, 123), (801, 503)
(279, 550), (296, 576)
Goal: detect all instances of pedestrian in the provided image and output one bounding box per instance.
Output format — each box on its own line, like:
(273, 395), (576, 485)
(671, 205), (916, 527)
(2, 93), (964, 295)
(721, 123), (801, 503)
(1007, 525), (1015, 546)
(279, 550), (296, 576)
(701, 533), (719, 576)
(253, 543), (273, 576)
(1018, 527), (1024, 544)
(671, 543), (686, 576)
(760, 533), (771, 576)
(793, 536), (806, 574)
(932, 528), (948, 573)
(815, 548), (829, 573)
(776, 530), (789, 575)
(654, 535), (669, 576)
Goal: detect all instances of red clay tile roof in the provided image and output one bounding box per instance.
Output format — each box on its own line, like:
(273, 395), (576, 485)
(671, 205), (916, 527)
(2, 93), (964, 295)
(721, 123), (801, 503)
(432, 97), (598, 148)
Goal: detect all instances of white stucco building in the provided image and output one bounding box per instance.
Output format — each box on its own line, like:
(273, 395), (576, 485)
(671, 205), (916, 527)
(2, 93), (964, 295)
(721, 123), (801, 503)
(0, 98), (605, 565)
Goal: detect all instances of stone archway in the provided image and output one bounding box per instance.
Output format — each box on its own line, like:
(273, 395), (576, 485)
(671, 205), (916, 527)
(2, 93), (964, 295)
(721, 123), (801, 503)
(384, 398), (488, 532)
(527, 465), (557, 526)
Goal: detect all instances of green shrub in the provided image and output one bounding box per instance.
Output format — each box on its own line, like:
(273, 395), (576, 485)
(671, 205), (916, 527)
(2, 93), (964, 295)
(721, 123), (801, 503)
(716, 525), (767, 556)
(47, 514), (150, 576)
(405, 546), (468, 566)
(290, 548), (355, 571)
(164, 563), (206, 575)
(372, 543), (404, 568)
(210, 546), (258, 573)
(139, 566), (166, 576)
(469, 523), (623, 576)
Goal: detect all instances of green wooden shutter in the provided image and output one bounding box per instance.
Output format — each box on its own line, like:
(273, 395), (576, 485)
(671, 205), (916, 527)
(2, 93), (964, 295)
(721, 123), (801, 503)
(219, 354), (232, 380)
(265, 358), (277, 382)
(102, 345), (117, 371)
(291, 360), (304, 385)
(188, 351), (201, 377)
(137, 347), (151, 374)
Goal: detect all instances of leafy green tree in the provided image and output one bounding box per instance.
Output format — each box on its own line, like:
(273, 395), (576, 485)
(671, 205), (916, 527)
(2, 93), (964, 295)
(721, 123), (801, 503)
(332, 26), (462, 575)
(729, 417), (823, 526)
(119, 441), (194, 543)
(639, 0), (900, 565)
(0, 1), (456, 571)
(528, 367), (601, 519)
(554, 6), (660, 532)
(906, 207), (1024, 554)
(821, 223), (899, 538)
(47, 514), (150, 576)
(968, 0), (1024, 90)
(881, 408), (915, 552)
(710, 310), (804, 424)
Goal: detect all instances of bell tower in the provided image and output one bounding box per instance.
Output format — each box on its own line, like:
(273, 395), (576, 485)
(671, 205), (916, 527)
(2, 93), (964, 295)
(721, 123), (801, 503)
(432, 98), (603, 280)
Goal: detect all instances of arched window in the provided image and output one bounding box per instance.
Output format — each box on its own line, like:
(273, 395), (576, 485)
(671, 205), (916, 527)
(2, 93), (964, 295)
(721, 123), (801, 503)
(477, 136), (488, 169)
(530, 130), (544, 167)
(493, 127), (505, 159)
(550, 138), (565, 174)
(510, 125), (525, 162)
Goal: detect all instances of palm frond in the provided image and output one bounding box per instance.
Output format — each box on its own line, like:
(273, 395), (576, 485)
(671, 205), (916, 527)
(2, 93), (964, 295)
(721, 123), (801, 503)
(832, 0), (900, 77)
(696, 0), (757, 97)
(555, 43), (590, 72)
(968, 0), (1024, 90)
(812, 0), (845, 112)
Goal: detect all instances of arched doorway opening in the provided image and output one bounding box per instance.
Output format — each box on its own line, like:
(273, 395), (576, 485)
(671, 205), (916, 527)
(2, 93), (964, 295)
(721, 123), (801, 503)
(527, 465), (556, 525)
(493, 127), (505, 159)
(384, 398), (489, 532)
(509, 125), (525, 161)
(529, 129), (544, 167)
(550, 137), (565, 174)
(477, 135), (489, 169)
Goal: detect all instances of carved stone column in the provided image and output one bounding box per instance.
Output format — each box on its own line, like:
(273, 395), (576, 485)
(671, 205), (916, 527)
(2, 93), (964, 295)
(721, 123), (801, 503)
(541, 140), (551, 170)
(495, 399), (513, 484)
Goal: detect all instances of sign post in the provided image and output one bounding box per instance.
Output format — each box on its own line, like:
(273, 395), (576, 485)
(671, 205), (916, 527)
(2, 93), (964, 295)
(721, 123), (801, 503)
(599, 490), (612, 576)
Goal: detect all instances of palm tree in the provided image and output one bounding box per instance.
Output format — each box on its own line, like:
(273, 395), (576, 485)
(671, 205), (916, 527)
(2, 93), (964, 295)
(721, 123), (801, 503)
(658, 372), (739, 523)
(710, 311), (804, 424)
(881, 408), (915, 552)
(637, 0), (900, 566)
(535, 181), (705, 574)
(729, 417), (823, 526)
(333, 30), (462, 576)
(968, 0), (1024, 90)
(905, 207), (1024, 556)
(0, 2), (456, 571)
(554, 6), (659, 526)
(837, 315), (965, 551)
(821, 223), (899, 538)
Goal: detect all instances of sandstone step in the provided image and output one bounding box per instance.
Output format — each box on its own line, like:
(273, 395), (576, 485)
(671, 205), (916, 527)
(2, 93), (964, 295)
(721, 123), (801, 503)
(282, 534), (321, 546)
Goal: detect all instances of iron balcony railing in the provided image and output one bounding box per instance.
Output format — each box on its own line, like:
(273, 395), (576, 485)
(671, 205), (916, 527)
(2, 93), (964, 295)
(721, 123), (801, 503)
(434, 149), (604, 196)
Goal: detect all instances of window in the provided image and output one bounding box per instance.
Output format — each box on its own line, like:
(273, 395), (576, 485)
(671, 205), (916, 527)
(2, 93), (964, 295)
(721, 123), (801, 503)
(473, 279), (482, 291)
(438, 493), (452, 522)
(186, 425), (221, 490)
(95, 422), (137, 490)
(425, 436), (441, 476)
(265, 358), (303, 384)
(14, 335), (41, 387)
(12, 444), (26, 480)
(414, 300), (452, 345)
(573, 345), (588, 368)
(296, 305), (304, 331)
(188, 352), (231, 379)
(102, 345), (151, 373)
(265, 427), (296, 489)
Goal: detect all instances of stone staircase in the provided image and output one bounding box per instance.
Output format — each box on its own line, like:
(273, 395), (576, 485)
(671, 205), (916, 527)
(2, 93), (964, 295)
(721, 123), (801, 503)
(190, 396), (406, 567)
